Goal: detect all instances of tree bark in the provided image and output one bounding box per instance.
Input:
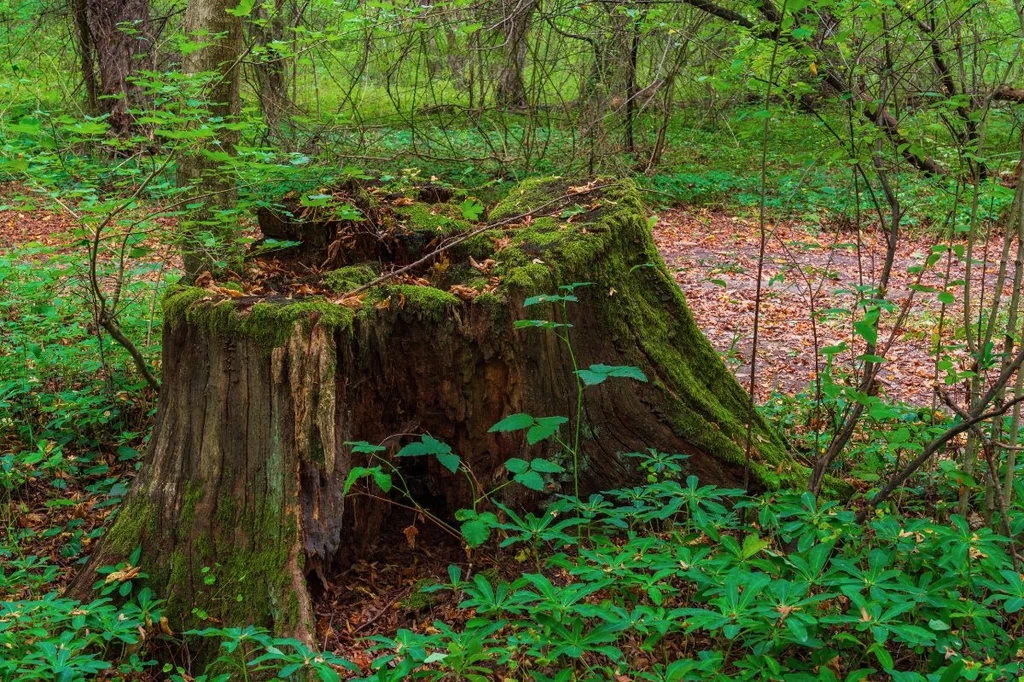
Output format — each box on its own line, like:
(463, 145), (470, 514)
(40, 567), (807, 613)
(248, 0), (294, 141)
(176, 0), (245, 278)
(74, 178), (797, 647)
(494, 0), (539, 109)
(76, 0), (152, 134)
(71, 0), (100, 115)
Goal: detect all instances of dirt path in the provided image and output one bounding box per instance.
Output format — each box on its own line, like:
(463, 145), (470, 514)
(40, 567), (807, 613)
(654, 208), (1018, 406)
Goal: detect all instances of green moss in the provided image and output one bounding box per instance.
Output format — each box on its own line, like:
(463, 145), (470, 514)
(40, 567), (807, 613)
(102, 496), (155, 558)
(163, 286), (355, 349)
(324, 264), (377, 293)
(399, 579), (440, 610)
(384, 284), (460, 321)
(491, 176), (567, 220)
(180, 483), (202, 530)
(163, 286), (211, 327)
(395, 202), (471, 233)
(501, 262), (552, 293)
(493, 176), (800, 488)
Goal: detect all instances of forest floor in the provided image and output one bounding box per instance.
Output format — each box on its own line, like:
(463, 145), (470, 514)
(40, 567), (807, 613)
(653, 207), (1011, 406)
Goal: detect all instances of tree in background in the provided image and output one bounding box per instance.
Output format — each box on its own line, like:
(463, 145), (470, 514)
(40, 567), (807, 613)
(71, 0), (152, 134)
(176, 0), (244, 277)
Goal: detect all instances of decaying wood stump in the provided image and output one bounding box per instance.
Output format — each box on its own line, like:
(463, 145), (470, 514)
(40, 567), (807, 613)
(74, 177), (798, 644)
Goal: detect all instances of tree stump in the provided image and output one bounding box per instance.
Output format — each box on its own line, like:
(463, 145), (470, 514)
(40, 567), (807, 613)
(74, 177), (798, 644)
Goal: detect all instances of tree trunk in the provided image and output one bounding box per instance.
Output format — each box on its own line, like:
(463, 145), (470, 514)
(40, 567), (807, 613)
(79, 0), (152, 134)
(176, 0), (244, 277)
(495, 0), (538, 109)
(71, 0), (99, 115)
(73, 178), (797, 647)
(249, 0), (293, 142)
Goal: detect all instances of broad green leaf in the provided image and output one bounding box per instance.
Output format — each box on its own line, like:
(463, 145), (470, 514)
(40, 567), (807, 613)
(505, 457), (529, 474)
(530, 458), (564, 473)
(397, 435), (451, 457)
(459, 198), (484, 221)
(524, 293), (578, 307)
(527, 416), (568, 444)
(489, 413), (534, 432)
(346, 440), (385, 454)
(436, 452), (461, 474)
(460, 519), (491, 547)
(515, 470), (545, 491)
(576, 364), (648, 386)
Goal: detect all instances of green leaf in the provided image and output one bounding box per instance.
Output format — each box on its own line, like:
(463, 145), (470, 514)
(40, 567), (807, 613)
(372, 470), (393, 493)
(226, 0), (257, 16)
(514, 470), (545, 491)
(505, 458), (530, 474)
(489, 413), (534, 433)
(317, 665), (341, 682)
(741, 533), (770, 559)
(524, 293), (577, 307)
(514, 319), (572, 329)
(857, 354), (886, 363)
(576, 364), (648, 386)
(459, 198), (484, 221)
(530, 458), (564, 473)
(300, 193), (333, 208)
(436, 452), (461, 474)
(869, 643), (893, 671)
(460, 519), (491, 547)
(345, 440), (385, 454)
(937, 660), (963, 682)
(853, 319), (878, 346)
(938, 291), (955, 305)
(527, 416), (568, 444)
(344, 467), (372, 494)
(397, 435), (451, 457)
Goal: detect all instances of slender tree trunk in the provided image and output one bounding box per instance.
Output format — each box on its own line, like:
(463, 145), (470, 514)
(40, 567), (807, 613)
(495, 0), (538, 109)
(81, 0), (152, 134)
(71, 0), (99, 115)
(250, 0), (293, 141)
(176, 0), (245, 277)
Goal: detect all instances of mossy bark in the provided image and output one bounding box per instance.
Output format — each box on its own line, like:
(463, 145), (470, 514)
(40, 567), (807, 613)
(73, 177), (797, 645)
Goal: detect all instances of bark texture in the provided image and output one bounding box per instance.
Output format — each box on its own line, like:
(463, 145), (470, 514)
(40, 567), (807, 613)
(74, 0), (152, 132)
(176, 0), (245, 277)
(75, 178), (797, 645)
(494, 0), (539, 108)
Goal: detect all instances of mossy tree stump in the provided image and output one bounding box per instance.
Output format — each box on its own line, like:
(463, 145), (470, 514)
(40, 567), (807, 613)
(74, 177), (798, 644)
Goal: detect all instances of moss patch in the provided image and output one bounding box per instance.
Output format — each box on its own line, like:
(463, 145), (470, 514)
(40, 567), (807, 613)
(101, 495), (156, 558)
(395, 202), (471, 234)
(324, 264), (378, 293)
(163, 286), (355, 348)
(381, 284), (460, 321)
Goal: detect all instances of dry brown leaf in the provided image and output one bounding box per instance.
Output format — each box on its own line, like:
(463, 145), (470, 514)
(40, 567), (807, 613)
(469, 256), (497, 274)
(449, 284), (479, 301)
(105, 565), (142, 584)
(403, 524), (418, 550)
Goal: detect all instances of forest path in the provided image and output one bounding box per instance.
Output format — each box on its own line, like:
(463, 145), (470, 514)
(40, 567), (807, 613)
(654, 208), (1015, 407)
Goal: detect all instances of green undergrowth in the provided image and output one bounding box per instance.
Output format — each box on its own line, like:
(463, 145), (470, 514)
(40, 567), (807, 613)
(5, 469), (1024, 681)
